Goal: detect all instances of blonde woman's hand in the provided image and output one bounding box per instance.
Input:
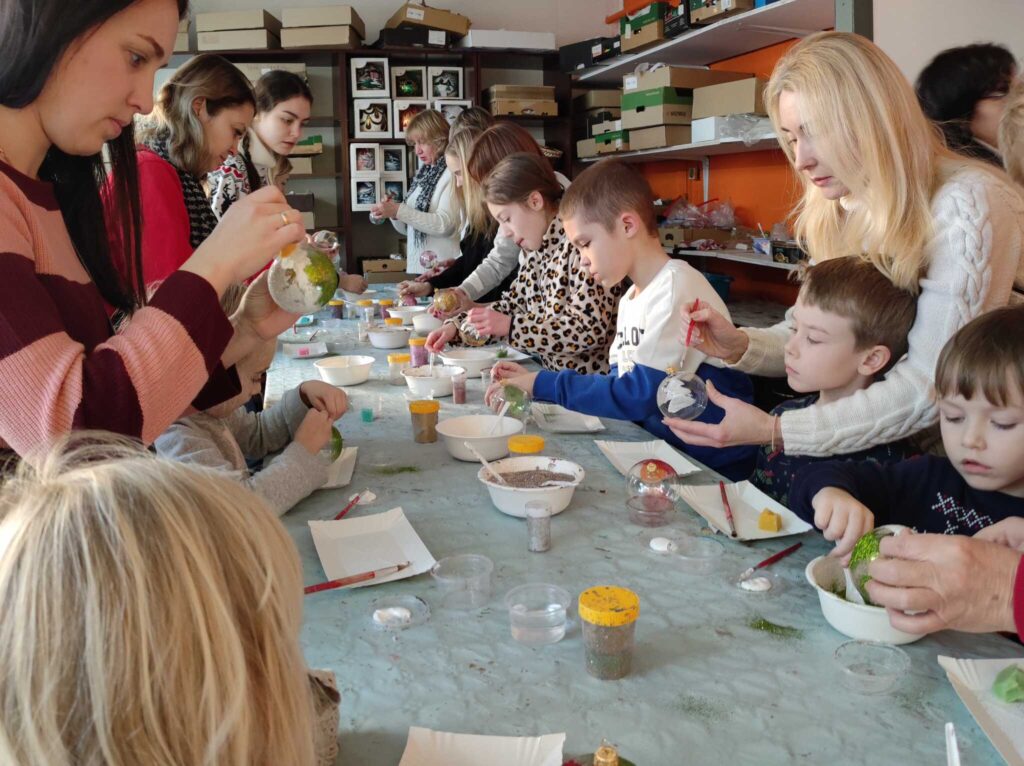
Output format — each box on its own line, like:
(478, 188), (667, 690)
(681, 301), (749, 364)
(184, 185), (304, 292)
(295, 408), (333, 455)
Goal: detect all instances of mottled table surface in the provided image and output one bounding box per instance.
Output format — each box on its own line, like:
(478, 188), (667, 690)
(269, 325), (1016, 766)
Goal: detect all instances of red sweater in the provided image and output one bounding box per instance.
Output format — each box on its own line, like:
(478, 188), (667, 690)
(135, 148), (195, 285)
(0, 158), (239, 457)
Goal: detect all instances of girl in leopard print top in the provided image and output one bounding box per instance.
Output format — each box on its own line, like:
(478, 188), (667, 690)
(431, 153), (620, 373)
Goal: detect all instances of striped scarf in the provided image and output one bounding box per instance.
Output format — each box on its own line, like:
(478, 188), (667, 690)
(143, 132), (219, 250)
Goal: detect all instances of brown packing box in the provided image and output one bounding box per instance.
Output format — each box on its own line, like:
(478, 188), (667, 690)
(366, 271), (410, 284)
(620, 20), (664, 54)
(576, 91), (622, 110)
(592, 119), (621, 135)
(621, 103), (693, 131)
(288, 157), (314, 175)
(281, 25), (361, 49)
(691, 0), (755, 23)
(623, 66), (752, 92)
(628, 125), (692, 151)
(196, 10), (282, 34)
(174, 32), (189, 52)
(487, 84), (555, 100)
(490, 99), (558, 117)
(692, 77), (767, 118)
(577, 137), (599, 159)
(281, 6), (366, 39)
(363, 258), (409, 273)
(386, 2), (471, 38)
(197, 29), (280, 51)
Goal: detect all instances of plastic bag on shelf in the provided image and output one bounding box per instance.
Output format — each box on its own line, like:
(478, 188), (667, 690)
(705, 199), (736, 229)
(717, 114), (776, 146)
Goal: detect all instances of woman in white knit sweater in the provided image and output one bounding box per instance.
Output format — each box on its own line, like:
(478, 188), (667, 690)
(370, 109), (460, 275)
(669, 32), (1024, 458)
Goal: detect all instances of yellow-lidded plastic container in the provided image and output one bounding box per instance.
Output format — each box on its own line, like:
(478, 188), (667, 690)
(387, 353), (411, 385)
(384, 317), (403, 327)
(578, 586), (640, 681)
(408, 399), (440, 443)
(578, 586), (640, 627)
(508, 435), (545, 455)
(408, 400), (440, 414)
(388, 353), (412, 364)
(378, 298), (394, 306)
(356, 299), (374, 307)
(408, 336), (428, 367)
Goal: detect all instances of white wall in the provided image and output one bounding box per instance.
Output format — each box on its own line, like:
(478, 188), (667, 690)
(190, 0), (619, 46)
(874, 0), (1024, 82)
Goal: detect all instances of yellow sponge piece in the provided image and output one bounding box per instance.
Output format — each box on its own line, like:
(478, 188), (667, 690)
(758, 509), (782, 532)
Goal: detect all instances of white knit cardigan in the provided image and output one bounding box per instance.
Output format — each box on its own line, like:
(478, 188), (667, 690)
(389, 167), (461, 274)
(732, 161), (1024, 457)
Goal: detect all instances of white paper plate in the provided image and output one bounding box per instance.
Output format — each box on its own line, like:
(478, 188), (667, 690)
(399, 727), (565, 766)
(939, 655), (1024, 765)
(532, 403), (604, 433)
(675, 481), (813, 541)
(594, 439), (700, 477)
(324, 447), (357, 489)
(493, 347), (531, 362)
(308, 507), (436, 588)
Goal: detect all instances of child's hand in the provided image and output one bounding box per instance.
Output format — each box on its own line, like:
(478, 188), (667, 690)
(491, 361), (528, 381)
(295, 408), (333, 455)
(975, 518), (1024, 552)
(466, 307), (511, 338)
(425, 323), (458, 354)
(338, 273), (368, 294)
(811, 487), (875, 559)
(299, 381), (348, 420)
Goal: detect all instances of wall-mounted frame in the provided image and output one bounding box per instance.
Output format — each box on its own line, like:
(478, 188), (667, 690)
(393, 99), (430, 140)
(428, 66), (463, 99)
(350, 57), (390, 98)
(391, 66), (427, 99)
(349, 143), (380, 177)
(381, 176), (408, 204)
(353, 99), (392, 139)
(435, 99), (473, 125)
(380, 145), (408, 176)
(351, 178), (380, 212)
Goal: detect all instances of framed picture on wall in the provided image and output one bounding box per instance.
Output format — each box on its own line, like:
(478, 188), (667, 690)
(428, 67), (462, 99)
(391, 66), (426, 99)
(380, 145), (408, 176)
(350, 58), (390, 98)
(435, 99), (473, 125)
(349, 143), (380, 177)
(351, 178), (380, 212)
(353, 99), (391, 139)
(393, 99), (430, 139)
(382, 177), (408, 204)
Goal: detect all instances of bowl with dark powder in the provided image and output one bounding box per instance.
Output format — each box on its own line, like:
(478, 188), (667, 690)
(477, 456), (585, 518)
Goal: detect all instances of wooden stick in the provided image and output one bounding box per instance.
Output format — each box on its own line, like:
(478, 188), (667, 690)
(304, 562), (410, 595)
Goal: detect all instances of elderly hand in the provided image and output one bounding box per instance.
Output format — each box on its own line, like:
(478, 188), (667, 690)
(866, 532), (1021, 635)
(370, 197), (400, 220)
(663, 380), (778, 448)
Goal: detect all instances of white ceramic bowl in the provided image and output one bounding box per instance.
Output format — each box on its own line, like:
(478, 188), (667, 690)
(805, 555), (923, 645)
(386, 305), (428, 325)
(477, 456), (585, 518)
(341, 288), (377, 303)
(368, 326), (412, 349)
(314, 355), (375, 386)
(439, 348), (499, 377)
(281, 341), (328, 359)
(402, 365), (465, 398)
(413, 312), (443, 334)
(435, 415), (525, 461)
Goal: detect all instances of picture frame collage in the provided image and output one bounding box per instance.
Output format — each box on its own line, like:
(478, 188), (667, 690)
(350, 143), (411, 212)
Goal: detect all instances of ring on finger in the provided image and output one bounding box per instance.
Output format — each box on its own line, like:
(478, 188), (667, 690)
(279, 211), (290, 227)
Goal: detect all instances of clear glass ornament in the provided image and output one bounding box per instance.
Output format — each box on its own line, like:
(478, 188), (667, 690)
(656, 371), (708, 420)
(419, 250), (438, 270)
(267, 242), (339, 314)
(490, 382), (531, 421)
(459, 318), (489, 347)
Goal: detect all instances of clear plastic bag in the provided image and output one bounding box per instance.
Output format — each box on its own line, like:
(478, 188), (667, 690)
(718, 114), (776, 146)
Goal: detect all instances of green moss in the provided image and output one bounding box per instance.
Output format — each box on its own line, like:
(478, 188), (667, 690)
(747, 616), (803, 640)
(370, 465), (421, 475)
(672, 694), (730, 723)
(302, 251), (340, 307)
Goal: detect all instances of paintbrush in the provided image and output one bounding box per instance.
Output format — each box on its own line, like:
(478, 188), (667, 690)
(304, 561), (410, 595)
(719, 480), (738, 538)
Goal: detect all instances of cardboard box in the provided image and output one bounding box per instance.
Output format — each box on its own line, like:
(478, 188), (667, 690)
(576, 137), (599, 159)
(196, 10), (281, 34)
(363, 258), (409, 273)
(234, 61), (307, 84)
(288, 157), (314, 175)
(628, 124), (692, 151)
(692, 77), (767, 118)
(290, 134), (324, 156)
(487, 84), (555, 100)
(664, 4), (691, 37)
(592, 119), (622, 135)
(559, 36), (620, 72)
(620, 20), (664, 54)
(690, 114), (774, 143)
(622, 103), (692, 130)
(281, 6), (365, 38)
(179, 18), (189, 32)
(621, 86), (692, 111)
(365, 271), (410, 284)
(375, 27), (453, 48)
(174, 32), (189, 52)
(624, 66), (752, 92)
(594, 129), (629, 154)
(586, 108), (621, 136)
(576, 91), (622, 111)
(385, 3), (471, 39)
(690, 0), (755, 24)
(489, 99), (558, 117)
(459, 29), (555, 50)
(281, 25), (360, 49)
(197, 29), (280, 51)
(620, 2), (666, 34)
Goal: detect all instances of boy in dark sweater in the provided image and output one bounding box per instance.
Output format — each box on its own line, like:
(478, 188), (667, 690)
(750, 256), (919, 504)
(790, 305), (1024, 557)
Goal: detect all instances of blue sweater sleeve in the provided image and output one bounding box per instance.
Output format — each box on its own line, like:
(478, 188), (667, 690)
(532, 363), (665, 422)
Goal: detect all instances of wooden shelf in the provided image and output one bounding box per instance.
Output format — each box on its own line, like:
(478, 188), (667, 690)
(583, 135), (780, 163)
(305, 117), (340, 128)
(493, 113), (567, 125)
(667, 247), (800, 271)
(573, 0), (835, 85)
(289, 171), (343, 179)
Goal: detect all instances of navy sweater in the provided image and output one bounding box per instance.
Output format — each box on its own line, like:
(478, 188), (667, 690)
(790, 454), (1024, 535)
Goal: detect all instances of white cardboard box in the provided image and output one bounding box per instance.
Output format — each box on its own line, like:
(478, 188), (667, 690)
(173, 32), (189, 52)
(281, 6), (365, 38)
(457, 29), (556, 50)
(281, 25), (361, 49)
(690, 115), (774, 143)
(196, 10), (281, 34)
(197, 29), (280, 51)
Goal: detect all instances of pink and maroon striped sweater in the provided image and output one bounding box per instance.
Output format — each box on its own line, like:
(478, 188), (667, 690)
(0, 158), (240, 458)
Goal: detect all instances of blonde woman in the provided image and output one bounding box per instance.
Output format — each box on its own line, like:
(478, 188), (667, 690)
(0, 435), (339, 766)
(370, 109), (460, 274)
(130, 54), (257, 285)
(670, 31), (1024, 457)
(1000, 76), (1024, 187)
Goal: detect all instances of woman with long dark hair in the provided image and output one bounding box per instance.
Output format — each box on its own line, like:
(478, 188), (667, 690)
(916, 43), (1018, 166)
(0, 0), (303, 459)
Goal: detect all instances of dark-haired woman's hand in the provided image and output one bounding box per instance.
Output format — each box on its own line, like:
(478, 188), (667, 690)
(183, 186), (304, 293)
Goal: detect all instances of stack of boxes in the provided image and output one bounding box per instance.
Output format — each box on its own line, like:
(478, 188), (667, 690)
(689, 0), (755, 25)
(619, 2), (666, 54)
(378, 2), (471, 48)
(196, 10), (281, 51)
(174, 18), (190, 53)
(690, 75), (770, 142)
(575, 91), (622, 159)
(280, 5), (365, 50)
(559, 36), (621, 73)
(487, 85), (558, 117)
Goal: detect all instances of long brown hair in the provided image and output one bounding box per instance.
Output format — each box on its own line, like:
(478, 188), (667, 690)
(482, 152), (562, 209)
(466, 122), (543, 185)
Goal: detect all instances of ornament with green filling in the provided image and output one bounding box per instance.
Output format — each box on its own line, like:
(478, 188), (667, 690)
(847, 524), (908, 605)
(328, 426), (344, 462)
(267, 242), (340, 314)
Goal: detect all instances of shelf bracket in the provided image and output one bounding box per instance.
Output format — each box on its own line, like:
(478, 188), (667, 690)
(702, 156), (710, 201)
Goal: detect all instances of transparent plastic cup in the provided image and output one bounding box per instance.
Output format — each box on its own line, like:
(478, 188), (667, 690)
(626, 495), (674, 527)
(505, 583), (571, 645)
(430, 554), (494, 609)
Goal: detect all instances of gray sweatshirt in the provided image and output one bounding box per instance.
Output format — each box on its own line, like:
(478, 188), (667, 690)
(155, 387), (328, 515)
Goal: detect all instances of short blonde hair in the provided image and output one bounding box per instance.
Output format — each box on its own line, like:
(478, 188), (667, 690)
(405, 109), (450, 155)
(1000, 77), (1024, 187)
(136, 54), (255, 177)
(0, 435), (316, 766)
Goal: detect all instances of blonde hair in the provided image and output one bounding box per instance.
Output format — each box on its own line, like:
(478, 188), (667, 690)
(136, 54), (255, 177)
(1000, 76), (1024, 187)
(445, 125), (496, 241)
(0, 435), (316, 766)
(766, 32), (955, 293)
(405, 109), (450, 156)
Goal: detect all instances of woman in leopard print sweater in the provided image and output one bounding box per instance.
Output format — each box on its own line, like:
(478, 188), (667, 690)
(429, 153), (620, 373)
